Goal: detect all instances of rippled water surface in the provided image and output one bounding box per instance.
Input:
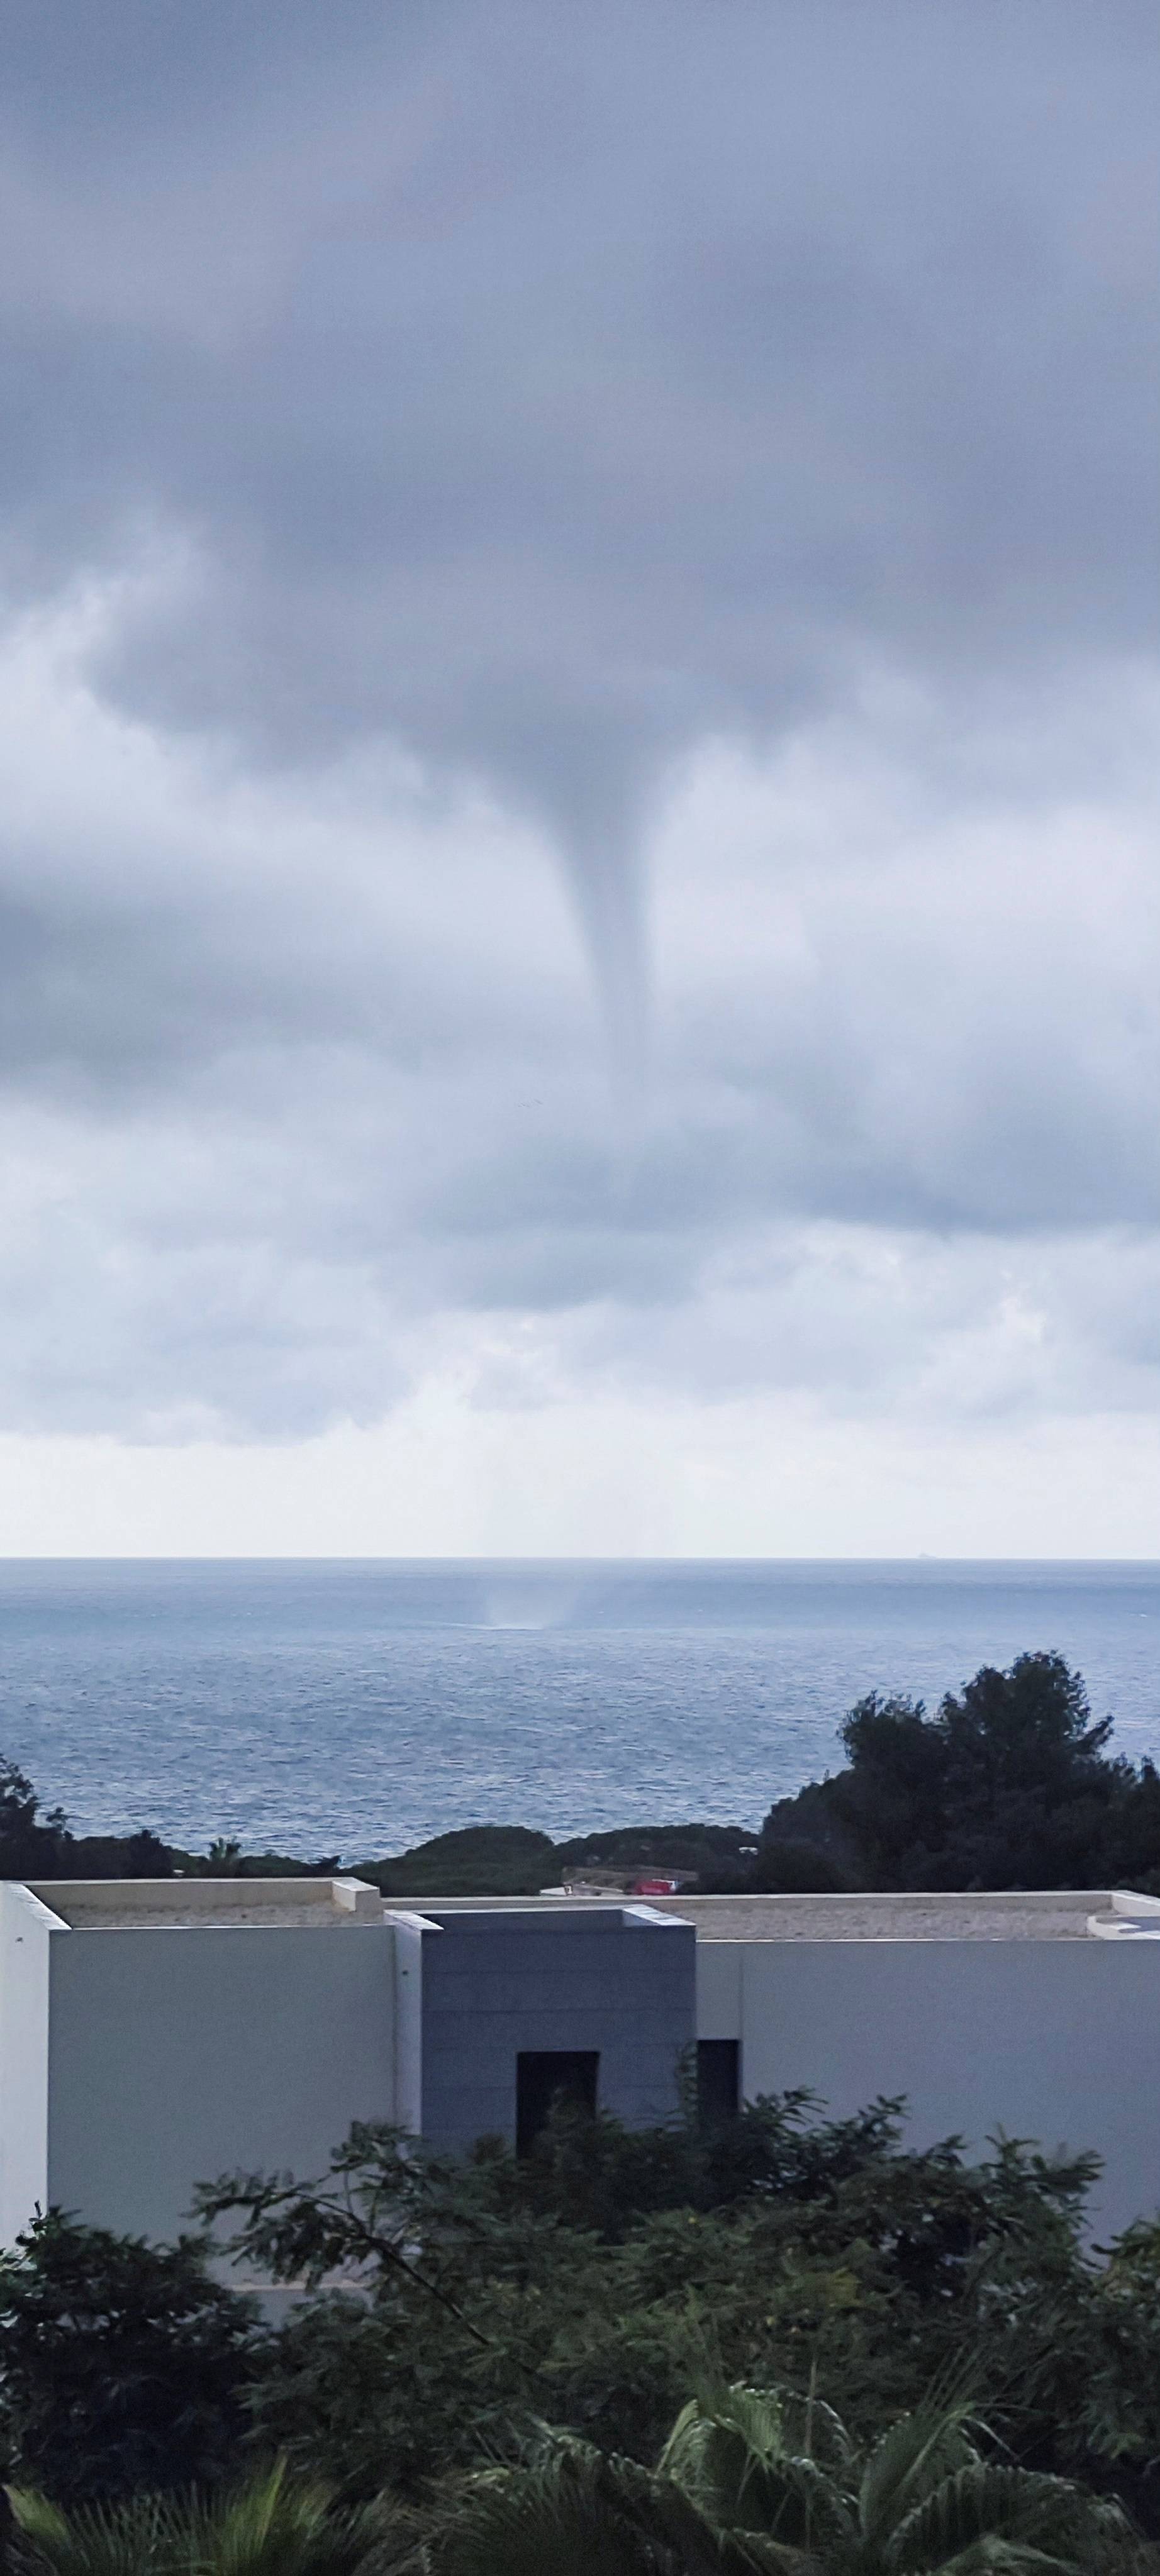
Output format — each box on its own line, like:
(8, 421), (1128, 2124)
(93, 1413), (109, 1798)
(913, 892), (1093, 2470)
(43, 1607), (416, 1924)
(0, 1559), (1157, 1860)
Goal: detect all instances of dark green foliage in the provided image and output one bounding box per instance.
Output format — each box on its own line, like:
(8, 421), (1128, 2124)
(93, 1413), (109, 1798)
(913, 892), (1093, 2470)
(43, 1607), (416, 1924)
(65, 1831), (176, 1880)
(0, 2211), (265, 2503)
(3, 1650), (1159, 2533)
(0, 1751), (341, 1885)
(170, 1845), (342, 1880)
(430, 2385), (1138, 2575)
(354, 1826), (555, 1898)
(193, 2102), (1160, 2523)
(553, 1823), (757, 1879)
(7, 2460), (415, 2576)
(759, 1653), (1160, 1893)
(0, 1759), (71, 1879)
(354, 1821), (761, 1899)
(357, 1652), (1160, 1899)
(724, 1836), (850, 1895)
(0, 1758), (177, 1884)
(9, 2106), (1160, 2532)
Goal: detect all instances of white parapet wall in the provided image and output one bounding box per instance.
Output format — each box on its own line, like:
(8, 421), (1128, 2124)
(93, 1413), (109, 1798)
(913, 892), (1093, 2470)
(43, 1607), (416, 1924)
(0, 1882), (59, 2243)
(1088, 1890), (1160, 1940)
(691, 1899), (1160, 2239)
(11, 1879), (401, 2246)
(385, 1909), (430, 2138)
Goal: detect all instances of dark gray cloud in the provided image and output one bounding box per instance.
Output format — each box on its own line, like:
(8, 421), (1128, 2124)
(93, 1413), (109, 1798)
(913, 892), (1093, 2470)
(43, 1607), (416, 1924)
(6, 8), (1156, 777)
(0, 0), (1156, 1443)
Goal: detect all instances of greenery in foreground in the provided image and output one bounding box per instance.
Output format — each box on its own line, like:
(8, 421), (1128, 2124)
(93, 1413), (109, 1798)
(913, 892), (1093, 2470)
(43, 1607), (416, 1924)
(4, 1650), (1159, 1895)
(4, 2096), (1160, 2555)
(6, 2392), (1148, 2575)
(428, 2385), (1139, 2573)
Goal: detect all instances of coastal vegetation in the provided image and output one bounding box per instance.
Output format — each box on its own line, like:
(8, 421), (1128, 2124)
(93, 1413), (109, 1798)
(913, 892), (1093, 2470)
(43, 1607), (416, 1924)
(3, 2094), (1160, 2555)
(4, 1652), (1160, 2557)
(744, 1650), (1160, 1897)
(3, 1652), (1157, 1896)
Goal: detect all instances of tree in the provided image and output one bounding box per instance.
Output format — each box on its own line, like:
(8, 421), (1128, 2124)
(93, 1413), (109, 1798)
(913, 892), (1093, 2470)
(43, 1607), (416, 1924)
(430, 2384), (1138, 2573)
(0, 2211), (265, 2502)
(757, 1654), (1158, 1893)
(10, 2106), (1160, 2523)
(0, 1752), (178, 1882)
(0, 1758), (70, 1879)
(198, 2102), (1160, 2513)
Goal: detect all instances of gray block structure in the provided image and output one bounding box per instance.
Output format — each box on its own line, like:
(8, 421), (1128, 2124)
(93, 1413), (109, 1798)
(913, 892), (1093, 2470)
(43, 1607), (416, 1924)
(415, 1904), (696, 2150)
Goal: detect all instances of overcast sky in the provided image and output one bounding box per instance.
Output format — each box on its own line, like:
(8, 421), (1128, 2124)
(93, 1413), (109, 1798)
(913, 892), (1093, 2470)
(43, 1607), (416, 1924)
(1, 0), (1157, 1555)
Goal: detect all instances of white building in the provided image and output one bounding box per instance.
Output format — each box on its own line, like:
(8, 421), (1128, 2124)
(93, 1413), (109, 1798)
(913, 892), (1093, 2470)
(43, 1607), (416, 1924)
(1, 1875), (1158, 2250)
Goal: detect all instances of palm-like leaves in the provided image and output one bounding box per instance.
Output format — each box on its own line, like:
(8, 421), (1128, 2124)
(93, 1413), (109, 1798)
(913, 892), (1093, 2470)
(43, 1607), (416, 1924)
(428, 2436), (674, 2576)
(431, 2424), (832, 2576)
(657, 2387), (852, 2559)
(849, 2408), (1132, 2572)
(856, 2404), (978, 2558)
(427, 2388), (1137, 2576)
(8, 2460), (410, 2576)
(5, 2402), (1139, 2576)
(8, 2490), (194, 2576)
(888, 2458), (1122, 2571)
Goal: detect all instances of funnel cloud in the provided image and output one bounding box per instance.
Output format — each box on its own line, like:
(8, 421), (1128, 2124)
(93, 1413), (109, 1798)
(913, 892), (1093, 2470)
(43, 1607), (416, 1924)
(0, 0), (1156, 1546)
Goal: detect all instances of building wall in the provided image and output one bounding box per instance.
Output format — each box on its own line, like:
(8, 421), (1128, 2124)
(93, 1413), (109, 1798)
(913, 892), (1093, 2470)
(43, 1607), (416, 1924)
(695, 1940), (742, 2040)
(0, 1884), (60, 2243)
(47, 1924), (397, 2241)
(720, 1939), (1160, 2238)
(389, 1911), (427, 2137)
(420, 1906), (696, 2151)
(28, 1900), (1160, 2249)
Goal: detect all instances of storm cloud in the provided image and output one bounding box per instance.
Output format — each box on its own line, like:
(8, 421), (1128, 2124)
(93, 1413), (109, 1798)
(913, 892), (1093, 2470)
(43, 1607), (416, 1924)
(0, 0), (1157, 1481)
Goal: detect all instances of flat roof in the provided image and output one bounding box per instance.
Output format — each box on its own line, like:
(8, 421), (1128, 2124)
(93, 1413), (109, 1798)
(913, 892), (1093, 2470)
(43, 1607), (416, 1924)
(420, 1890), (1153, 1941)
(27, 1877), (385, 1929)
(21, 1883), (1160, 1942)
(658, 1893), (1118, 1941)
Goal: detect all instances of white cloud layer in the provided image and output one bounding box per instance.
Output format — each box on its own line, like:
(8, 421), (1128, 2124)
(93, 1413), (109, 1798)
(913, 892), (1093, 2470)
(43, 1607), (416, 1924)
(0, 0), (1156, 1548)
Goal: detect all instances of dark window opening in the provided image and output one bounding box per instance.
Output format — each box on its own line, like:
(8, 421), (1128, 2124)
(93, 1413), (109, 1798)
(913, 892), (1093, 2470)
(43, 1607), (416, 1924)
(697, 2038), (740, 2128)
(516, 2050), (599, 2156)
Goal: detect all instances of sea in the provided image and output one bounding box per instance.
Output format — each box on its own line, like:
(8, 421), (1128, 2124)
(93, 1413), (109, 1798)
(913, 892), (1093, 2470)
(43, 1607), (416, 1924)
(0, 1559), (1157, 1865)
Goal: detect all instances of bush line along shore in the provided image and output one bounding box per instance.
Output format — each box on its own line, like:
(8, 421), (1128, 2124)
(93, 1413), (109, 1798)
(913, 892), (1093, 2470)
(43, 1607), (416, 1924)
(3, 1649), (1159, 1897)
